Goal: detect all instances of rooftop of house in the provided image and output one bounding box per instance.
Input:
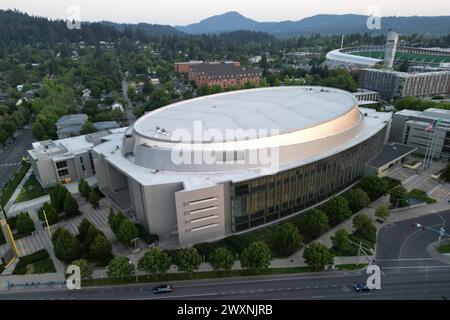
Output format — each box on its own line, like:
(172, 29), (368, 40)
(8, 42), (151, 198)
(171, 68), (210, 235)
(56, 114), (88, 127)
(94, 121), (119, 131)
(190, 63), (262, 77)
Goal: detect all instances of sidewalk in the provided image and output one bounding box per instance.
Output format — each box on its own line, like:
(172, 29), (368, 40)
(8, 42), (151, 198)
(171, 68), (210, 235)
(3, 196), (449, 291)
(4, 167), (32, 214)
(7, 195), (50, 217)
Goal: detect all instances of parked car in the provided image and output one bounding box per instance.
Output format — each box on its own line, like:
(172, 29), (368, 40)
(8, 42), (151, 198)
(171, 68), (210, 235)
(152, 285), (173, 295)
(353, 282), (374, 293)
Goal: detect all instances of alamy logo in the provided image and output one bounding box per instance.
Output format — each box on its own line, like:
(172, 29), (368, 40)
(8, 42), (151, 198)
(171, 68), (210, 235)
(66, 5), (81, 30)
(366, 264), (381, 290)
(366, 6), (382, 30)
(66, 265), (81, 290)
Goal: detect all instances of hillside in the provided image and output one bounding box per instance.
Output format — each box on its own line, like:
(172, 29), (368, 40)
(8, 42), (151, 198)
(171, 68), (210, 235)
(176, 11), (450, 37)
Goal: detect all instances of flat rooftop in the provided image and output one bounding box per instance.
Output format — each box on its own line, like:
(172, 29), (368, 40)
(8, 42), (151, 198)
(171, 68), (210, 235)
(368, 143), (417, 168)
(133, 86), (358, 143)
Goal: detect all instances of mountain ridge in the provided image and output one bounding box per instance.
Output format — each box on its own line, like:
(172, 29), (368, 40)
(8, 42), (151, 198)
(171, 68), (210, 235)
(175, 11), (450, 37)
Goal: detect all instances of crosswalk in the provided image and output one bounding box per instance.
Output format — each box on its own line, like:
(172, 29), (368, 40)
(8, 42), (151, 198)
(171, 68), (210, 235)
(0, 162), (21, 167)
(429, 184), (450, 202)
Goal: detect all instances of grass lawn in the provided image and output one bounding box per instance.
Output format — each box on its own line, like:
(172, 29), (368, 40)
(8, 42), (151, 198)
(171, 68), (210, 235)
(12, 249), (56, 275)
(0, 161), (31, 207)
(335, 263), (368, 271)
(437, 244), (450, 254)
(14, 174), (49, 204)
(408, 189), (436, 204)
(83, 265), (350, 287)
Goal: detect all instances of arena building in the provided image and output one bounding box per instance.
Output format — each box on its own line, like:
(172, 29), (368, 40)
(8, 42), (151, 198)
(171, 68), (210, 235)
(80, 86), (391, 247)
(28, 87), (393, 247)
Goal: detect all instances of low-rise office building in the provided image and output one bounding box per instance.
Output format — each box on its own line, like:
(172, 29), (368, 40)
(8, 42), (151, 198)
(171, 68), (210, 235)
(28, 130), (122, 188)
(389, 108), (450, 159)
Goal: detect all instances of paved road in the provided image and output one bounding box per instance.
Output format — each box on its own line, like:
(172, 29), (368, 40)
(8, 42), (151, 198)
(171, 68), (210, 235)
(0, 266), (449, 300)
(376, 210), (450, 268)
(121, 79), (136, 126)
(2, 209), (450, 300)
(0, 127), (32, 187)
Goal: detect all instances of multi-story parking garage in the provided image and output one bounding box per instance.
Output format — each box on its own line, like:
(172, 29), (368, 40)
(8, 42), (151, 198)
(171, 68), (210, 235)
(85, 86), (392, 247)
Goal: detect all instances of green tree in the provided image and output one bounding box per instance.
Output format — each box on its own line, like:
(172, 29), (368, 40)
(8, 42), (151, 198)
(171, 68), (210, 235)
(70, 259), (93, 279)
(442, 163), (450, 182)
(375, 206), (390, 221)
(117, 219), (139, 247)
(32, 122), (46, 140)
(89, 234), (113, 266)
(15, 212), (34, 234)
(331, 229), (355, 256)
(149, 89), (170, 109)
(353, 214), (377, 245)
(137, 248), (172, 277)
(52, 227), (81, 263)
(275, 223), (302, 257)
(82, 224), (102, 252)
(390, 186), (409, 208)
(300, 209), (330, 239)
(77, 218), (92, 243)
(239, 241), (271, 273)
(89, 190), (100, 208)
(359, 177), (389, 201)
(343, 188), (371, 213)
(320, 196), (352, 226)
(50, 184), (67, 213)
(40, 202), (59, 225)
(209, 247), (235, 272)
(63, 193), (79, 217)
(108, 210), (126, 233)
(175, 247), (202, 274)
(78, 179), (91, 199)
(80, 121), (97, 134)
(303, 242), (334, 269)
(107, 257), (134, 279)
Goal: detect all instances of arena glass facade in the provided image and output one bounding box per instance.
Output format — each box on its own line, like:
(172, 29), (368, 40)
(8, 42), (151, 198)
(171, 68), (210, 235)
(230, 126), (387, 232)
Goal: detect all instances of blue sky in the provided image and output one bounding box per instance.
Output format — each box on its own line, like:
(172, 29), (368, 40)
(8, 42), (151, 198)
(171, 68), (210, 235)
(1, 0), (449, 25)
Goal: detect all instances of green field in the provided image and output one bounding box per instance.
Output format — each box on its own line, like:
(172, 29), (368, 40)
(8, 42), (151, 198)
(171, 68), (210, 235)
(14, 174), (49, 203)
(351, 50), (450, 64)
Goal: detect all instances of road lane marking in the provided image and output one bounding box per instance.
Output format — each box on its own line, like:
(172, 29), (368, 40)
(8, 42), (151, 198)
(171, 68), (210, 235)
(379, 257), (439, 262)
(171, 273), (359, 289)
(129, 292), (219, 300)
(382, 265), (450, 270)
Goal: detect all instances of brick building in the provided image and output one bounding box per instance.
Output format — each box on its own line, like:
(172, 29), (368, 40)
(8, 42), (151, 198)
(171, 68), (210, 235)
(185, 62), (262, 90)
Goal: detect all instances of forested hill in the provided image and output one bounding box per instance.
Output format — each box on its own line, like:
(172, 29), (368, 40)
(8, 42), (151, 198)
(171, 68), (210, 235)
(177, 11), (450, 37)
(0, 10), (273, 49)
(0, 10), (124, 46)
(101, 21), (183, 37)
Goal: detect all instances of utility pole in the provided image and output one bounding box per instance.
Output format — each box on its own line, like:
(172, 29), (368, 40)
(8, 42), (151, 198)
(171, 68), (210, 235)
(349, 239), (374, 266)
(413, 221), (450, 246)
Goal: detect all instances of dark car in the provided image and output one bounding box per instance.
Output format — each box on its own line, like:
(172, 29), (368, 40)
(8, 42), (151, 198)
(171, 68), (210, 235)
(153, 285), (173, 295)
(354, 282), (374, 293)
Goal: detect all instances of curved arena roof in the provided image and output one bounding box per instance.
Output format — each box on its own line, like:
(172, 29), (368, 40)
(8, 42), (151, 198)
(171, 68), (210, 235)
(133, 86), (359, 144)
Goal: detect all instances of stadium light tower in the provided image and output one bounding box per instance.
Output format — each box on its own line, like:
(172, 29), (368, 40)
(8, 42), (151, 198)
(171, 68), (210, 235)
(383, 30), (398, 69)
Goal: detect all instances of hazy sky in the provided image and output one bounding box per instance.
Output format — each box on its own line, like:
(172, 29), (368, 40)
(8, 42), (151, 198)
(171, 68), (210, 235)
(2, 0), (450, 25)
